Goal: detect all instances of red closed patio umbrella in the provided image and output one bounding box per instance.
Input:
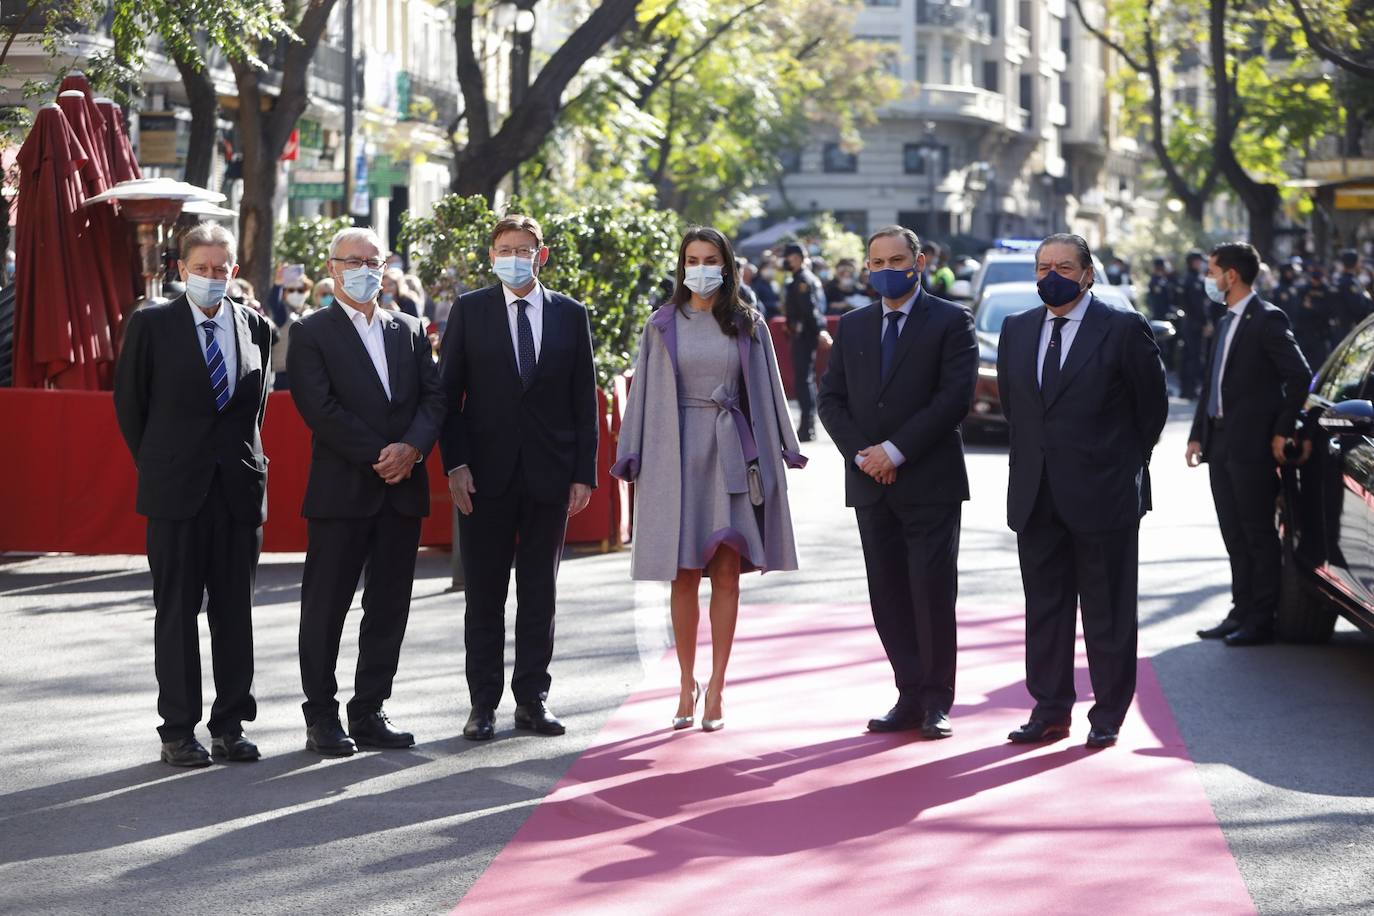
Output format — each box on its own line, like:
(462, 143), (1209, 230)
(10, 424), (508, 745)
(58, 74), (113, 184)
(94, 97), (144, 308)
(95, 98), (141, 184)
(12, 104), (110, 389)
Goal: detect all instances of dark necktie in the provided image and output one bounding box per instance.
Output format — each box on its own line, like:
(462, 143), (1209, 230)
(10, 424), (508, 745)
(516, 298), (536, 388)
(1040, 316), (1068, 400)
(881, 310), (902, 379)
(203, 323), (230, 412)
(1207, 311), (1234, 418)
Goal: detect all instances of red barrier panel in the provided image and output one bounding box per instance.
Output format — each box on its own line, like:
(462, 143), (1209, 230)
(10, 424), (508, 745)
(768, 316), (840, 400)
(0, 387), (629, 555)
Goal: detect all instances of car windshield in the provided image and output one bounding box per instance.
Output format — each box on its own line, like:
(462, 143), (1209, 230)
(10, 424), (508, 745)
(976, 292), (1040, 333)
(980, 261), (1034, 289)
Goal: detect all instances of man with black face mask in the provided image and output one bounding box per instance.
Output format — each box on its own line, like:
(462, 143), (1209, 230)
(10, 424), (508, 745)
(996, 233), (1168, 749)
(783, 242), (827, 441)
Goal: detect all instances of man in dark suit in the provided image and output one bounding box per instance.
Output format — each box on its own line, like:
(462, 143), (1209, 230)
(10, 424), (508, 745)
(997, 233), (1169, 749)
(438, 215), (599, 741)
(288, 226), (446, 757)
(113, 222), (273, 767)
(818, 225), (978, 740)
(1189, 242), (1312, 646)
(783, 242), (828, 442)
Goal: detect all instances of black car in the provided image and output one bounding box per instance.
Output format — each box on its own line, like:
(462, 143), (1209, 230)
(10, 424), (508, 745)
(1278, 315), (1374, 641)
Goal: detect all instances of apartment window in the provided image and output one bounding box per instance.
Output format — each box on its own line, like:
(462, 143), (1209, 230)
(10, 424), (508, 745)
(865, 0), (899, 5)
(823, 143), (858, 173)
(832, 210), (869, 236)
(984, 0), (999, 36)
(903, 143), (949, 176)
(942, 50), (955, 85)
(1018, 0), (1032, 29)
(982, 60), (1000, 91)
(1061, 79), (1071, 127)
(1019, 73), (1033, 111)
(915, 50), (928, 83)
(1061, 15), (1072, 59)
(858, 36), (903, 77)
(779, 148), (802, 174)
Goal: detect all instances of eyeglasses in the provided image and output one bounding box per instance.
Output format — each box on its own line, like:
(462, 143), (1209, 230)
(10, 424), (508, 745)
(331, 257), (385, 270)
(493, 247), (538, 258)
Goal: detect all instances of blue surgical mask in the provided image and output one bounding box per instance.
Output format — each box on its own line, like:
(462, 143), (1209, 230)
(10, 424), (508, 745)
(494, 255), (536, 289)
(341, 265), (383, 303)
(1037, 269), (1086, 308)
(869, 267), (920, 301)
(380, 292), (394, 305)
(185, 273), (228, 309)
(1204, 276), (1228, 304)
(683, 265), (723, 297)
(320, 294), (334, 308)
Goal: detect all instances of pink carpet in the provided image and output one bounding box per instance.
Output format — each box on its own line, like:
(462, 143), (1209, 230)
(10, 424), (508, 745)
(454, 603), (1255, 915)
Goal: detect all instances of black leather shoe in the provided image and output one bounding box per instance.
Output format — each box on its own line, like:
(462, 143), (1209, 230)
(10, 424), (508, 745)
(514, 701), (566, 736)
(1085, 728), (1119, 749)
(921, 710), (953, 740)
(160, 737), (212, 768)
(1197, 618), (1241, 640)
(1007, 718), (1071, 743)
(463, 707), (496, 741)
(210, 733), (261, 762)
(349, 710), (415, 749)
(1224, 626), (1275, 647)
(797, 427), (815, 443)
(867, 704), (924, 733)
(306, 718), (357, 757)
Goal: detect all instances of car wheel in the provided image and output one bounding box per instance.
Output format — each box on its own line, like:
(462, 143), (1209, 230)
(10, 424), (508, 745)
(1275, 504), (1338, 644)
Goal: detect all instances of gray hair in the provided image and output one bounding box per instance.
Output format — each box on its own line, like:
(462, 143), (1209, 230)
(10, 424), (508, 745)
(1036, 233), (1093, 270)
(866, 225), (921, 260)
(179, 221), (237, 264)
(328, 226), (384, 259)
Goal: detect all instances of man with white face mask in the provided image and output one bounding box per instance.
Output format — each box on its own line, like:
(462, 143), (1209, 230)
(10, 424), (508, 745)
(114, 222), (274, 767)
(287, 226), (446, 757)
(438, 215), (599, 741)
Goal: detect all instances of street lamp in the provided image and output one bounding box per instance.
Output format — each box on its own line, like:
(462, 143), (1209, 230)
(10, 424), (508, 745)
(495, 1), (537, 198)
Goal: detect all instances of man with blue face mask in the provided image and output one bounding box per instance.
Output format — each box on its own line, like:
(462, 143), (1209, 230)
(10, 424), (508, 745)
(817, 226), (978, 740)
(287, 226), (446, 757)
(113, 222), (274, 767)
(438, 215), (599, 742)
(997, 233), (1168, 749)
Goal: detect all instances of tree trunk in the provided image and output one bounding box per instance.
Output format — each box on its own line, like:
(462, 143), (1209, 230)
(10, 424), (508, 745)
(174, 45), (218, 189)
(1209, 0), (1282, 261)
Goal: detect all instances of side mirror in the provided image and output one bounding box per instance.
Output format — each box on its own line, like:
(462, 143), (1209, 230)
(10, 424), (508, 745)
(1318, 399), (1374, 438)
(950, 279), (972, 300)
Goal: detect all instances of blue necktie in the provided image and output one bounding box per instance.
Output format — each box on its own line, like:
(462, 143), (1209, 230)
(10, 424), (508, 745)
(1207, 311), (1234, 419)
(881, 310), (902, 379)
(203, 324), (230, 412)
(516, 299), (536, 388)
(1040, 316), (1067, 400)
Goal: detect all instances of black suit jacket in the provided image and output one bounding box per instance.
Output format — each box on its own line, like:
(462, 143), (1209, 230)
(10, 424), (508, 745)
(437, 284), (599, 503)
(287, 303), (446, 519)
(1188, 296), (1312, 464)
(817, 290), (978, 507)
(113, 295), (273, 523)
(997, 293), (1169, 533)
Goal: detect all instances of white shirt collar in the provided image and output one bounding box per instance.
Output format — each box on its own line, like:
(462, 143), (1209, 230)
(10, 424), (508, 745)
(339, 299), (384, 328)
(502, 281), (545, 310)
(1045, 292), (1092, 323)
(188, 296), (231, 330)
(882, 286), (921, 318)
(1227, 292), (1255, 316)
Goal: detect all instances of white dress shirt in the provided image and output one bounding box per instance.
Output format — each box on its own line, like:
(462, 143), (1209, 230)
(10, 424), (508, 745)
(1035, 292), (1092, 384)
(339, 300), (392, 400)
(856, 288), (921, 471)
(503, 281), (545, 362)
(189, 296), (238, 399)
(1212, 292), (1254, 417)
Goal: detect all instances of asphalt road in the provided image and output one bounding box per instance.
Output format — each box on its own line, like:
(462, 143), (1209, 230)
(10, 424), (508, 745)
(2, 399), (1372, 915)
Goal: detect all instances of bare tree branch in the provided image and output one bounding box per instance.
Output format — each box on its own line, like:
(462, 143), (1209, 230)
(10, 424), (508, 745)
(454, 2), (491, 147)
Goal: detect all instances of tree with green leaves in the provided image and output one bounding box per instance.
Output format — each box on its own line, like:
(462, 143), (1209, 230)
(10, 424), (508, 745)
(276, 214), (354, 282)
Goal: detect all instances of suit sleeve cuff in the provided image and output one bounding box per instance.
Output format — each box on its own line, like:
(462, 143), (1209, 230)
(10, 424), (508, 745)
(447, 464), (468, 477)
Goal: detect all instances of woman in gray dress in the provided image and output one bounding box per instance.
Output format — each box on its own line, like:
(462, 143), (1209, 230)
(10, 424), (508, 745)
(612, 228), (806, 731)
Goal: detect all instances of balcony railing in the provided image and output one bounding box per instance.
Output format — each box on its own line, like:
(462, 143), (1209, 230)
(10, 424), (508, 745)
(404, 73), (460, 127)
(915, 3), (992, 40)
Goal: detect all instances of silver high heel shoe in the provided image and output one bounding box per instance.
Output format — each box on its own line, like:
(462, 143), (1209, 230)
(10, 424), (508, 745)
(672, 680), (701, 730)
(701, 687), (724, 732)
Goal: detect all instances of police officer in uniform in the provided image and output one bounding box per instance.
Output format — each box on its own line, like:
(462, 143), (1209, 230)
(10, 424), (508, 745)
(1332, 249), (1373, 348)
(783, 242), (827, 442)
(1296, 267), (1333, 369)
(1177, 250), (1209, 400)
(1273, 257), (1306, 324)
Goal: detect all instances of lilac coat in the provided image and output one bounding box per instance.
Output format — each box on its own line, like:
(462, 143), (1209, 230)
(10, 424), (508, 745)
(611, 304), (806, 581)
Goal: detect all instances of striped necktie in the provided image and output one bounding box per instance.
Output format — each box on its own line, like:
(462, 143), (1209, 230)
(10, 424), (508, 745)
(203, 323), (230, 412)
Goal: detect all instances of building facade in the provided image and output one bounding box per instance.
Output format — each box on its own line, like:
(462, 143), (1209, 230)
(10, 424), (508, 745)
(759, 0), (1150, 252)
